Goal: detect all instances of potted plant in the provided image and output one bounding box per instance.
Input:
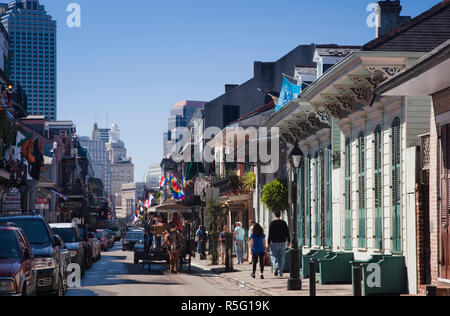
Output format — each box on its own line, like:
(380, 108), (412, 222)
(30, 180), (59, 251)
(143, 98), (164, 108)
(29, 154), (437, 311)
(206, 200), (225, 265)
(261, 179), (288, 213)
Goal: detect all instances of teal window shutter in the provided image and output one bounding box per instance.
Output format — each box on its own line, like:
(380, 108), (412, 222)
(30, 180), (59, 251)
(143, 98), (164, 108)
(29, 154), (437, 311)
(325, 146), (332, 248)
(298, 164), (304, 247)
(345, 138), (352, 250)
(314, 152), (320, 247)
(392, 117), (402, 252)
(305, 156), (311, 247)
(374, 125), (383, 250)
(358, 132), (366, 249)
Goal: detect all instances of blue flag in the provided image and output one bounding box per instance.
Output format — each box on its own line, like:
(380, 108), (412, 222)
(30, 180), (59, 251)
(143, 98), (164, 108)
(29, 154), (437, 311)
(275, 77), (301, 112)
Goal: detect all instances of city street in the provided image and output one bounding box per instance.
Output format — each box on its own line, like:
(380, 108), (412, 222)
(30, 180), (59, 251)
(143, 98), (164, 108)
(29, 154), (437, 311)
(67, 242), (259, 297)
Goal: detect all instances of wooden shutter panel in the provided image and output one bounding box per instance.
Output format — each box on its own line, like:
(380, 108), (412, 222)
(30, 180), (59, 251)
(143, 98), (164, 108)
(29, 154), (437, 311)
(314, 152), (320, 247)
(392, 118), (402, 253)
(358, 132), (367, 249)
(298, 164), (304, 247)
(345, 138), (352, 250)
(441, 124), (450, 227)
(305, 157), (311, 247)
(374, 126), (383, 250)
(326, 147), (332, 248)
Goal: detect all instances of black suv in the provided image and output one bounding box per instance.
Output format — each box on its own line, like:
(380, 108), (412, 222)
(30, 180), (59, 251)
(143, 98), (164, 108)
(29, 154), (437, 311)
(0, 215), (65, 296)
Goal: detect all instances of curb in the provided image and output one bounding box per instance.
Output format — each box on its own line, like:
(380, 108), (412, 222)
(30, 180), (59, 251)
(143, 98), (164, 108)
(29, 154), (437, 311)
(191, 261), (273, 296)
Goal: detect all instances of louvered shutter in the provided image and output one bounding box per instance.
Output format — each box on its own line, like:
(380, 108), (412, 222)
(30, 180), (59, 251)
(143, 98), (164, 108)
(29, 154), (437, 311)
(298, 163), (304, 247)
(392, 118), (402, 253)
(374, 126), (383, 250)
(326, 147), (332, 248)
(440, 124), (450, 278)
(314, 152), (320, 247)
(358, 132), (367, 249)
(345, 138), (352, 250)
(305, 156), (311, 247)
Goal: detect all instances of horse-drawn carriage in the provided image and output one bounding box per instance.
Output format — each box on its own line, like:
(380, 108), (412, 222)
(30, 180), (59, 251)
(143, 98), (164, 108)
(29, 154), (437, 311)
(134, 203), (196, 274)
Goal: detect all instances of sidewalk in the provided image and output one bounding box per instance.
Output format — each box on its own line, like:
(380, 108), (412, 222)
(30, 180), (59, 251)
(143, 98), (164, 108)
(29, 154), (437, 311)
(191, 255), (353, 296)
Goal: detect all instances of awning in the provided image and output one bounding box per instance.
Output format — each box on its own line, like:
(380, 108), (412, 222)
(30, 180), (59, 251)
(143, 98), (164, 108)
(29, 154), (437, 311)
(149, 203), (192, 214)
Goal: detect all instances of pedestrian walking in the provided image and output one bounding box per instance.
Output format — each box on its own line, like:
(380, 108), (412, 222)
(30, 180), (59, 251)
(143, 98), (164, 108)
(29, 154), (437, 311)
(234, 222), (245, 264)
(219, 225), (228, 265)
(249, 223), (266, 279)
(195, 225), (205, 255)
(248, 220), (255, 265)
(268, 211), (290, 277)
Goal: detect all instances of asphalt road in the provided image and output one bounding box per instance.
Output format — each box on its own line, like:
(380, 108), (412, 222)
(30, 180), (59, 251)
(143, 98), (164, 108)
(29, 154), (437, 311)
(67, 242), (259, 296)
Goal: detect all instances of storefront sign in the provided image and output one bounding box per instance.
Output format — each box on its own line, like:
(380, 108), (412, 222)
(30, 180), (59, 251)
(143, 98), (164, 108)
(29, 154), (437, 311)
(35, 197), (50, 210)
(2, 193), (21, 211)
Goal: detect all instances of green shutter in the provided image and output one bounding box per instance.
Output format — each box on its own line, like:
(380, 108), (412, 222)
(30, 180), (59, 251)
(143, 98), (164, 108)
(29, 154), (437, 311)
(392, 118), (402, 252)
(326, 147), (332, 247)
(345, 138), (352, 250)
(358, 132), (367, 249)
(374, 125), (383, 250)
(305, 156), (311, 247)
(314, 152), (320, 247)
(298, 164), (304, 246)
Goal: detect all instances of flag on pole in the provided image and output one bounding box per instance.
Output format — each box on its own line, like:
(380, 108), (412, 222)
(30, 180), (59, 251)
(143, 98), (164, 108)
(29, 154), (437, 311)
(275, 77), (301, 112)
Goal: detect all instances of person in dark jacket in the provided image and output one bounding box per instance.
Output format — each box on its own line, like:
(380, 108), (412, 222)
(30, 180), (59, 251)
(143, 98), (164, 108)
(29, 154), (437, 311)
(268, 211), (290, 277)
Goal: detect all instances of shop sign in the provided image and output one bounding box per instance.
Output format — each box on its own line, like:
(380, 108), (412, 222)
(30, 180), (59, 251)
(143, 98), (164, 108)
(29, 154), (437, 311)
(2, 193), (21, 211)
(35, 197), (50, 210)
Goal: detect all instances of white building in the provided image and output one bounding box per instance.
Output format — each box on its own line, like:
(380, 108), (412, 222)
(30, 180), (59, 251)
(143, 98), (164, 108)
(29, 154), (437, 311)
(146, 164), (162, 191)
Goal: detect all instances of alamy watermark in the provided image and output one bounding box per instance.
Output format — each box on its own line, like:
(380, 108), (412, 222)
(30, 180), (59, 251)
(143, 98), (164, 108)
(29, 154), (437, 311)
(366, 3), (378, 29)
(66, 3), (81, 28)
(169, 123), (280, 174)
(67, 263), (81, 288)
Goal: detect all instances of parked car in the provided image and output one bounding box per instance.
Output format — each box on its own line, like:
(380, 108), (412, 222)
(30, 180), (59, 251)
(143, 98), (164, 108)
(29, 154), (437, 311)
(103, 229), (114, 249)
(123, 230), (144, 252)
(50, 223), (86, 277)
(88, 232), (101, 261)
(0, 215), (65, 296)
(54, 235), (70, 295)
(95, 230), (108, 251)
(0, 224), (37, 296)
(77, 224), (93, 268)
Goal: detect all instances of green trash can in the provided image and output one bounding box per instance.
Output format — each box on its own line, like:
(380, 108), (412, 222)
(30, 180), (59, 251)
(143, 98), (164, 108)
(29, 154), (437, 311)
(283, 248), (300, 273)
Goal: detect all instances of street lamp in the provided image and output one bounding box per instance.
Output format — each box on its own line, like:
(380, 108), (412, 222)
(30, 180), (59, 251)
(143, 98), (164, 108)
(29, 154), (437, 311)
(287, 142), (303, 291)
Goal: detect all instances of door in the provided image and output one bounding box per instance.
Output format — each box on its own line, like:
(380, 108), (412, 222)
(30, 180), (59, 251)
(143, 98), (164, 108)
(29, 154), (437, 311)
(440, 124), (450, 279)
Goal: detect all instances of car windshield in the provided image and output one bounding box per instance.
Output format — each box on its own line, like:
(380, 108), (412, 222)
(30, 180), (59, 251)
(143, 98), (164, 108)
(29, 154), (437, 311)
(126, 231), (143, 240)
(0, 231), (21, 259)
(0, 219), (50, 245)
(52, 228), (78, 243)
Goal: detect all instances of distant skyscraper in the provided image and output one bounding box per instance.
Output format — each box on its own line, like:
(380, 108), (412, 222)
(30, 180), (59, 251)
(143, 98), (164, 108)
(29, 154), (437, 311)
(80, 123), (112, 197)
(163, 100), (205, 158)
(0, 0), (56, 120)
(146, 164), (162, 190)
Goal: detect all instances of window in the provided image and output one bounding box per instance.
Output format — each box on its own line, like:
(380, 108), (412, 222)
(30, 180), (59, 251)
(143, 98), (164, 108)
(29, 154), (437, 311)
(374, 125), (383, 250)
(358, 132), (366, 248)
(344, 138), (352, 250)
(392, 117), (402, 252)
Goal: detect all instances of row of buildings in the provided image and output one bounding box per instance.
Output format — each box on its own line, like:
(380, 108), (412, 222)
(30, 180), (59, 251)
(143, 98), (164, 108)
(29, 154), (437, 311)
(0, 0), (136, 227)
(159, 0), (450, 295)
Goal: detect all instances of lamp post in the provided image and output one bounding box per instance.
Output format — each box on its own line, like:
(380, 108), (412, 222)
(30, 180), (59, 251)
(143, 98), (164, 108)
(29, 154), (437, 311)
(287, 143), (303, 291)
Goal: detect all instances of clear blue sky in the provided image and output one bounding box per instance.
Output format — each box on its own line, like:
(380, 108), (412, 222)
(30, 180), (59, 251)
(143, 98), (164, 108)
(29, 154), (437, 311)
(40, 0), (443, 181)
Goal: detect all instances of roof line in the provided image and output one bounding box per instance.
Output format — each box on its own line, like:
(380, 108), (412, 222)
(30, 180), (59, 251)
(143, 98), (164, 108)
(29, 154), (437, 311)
(363, 0), (450, 51)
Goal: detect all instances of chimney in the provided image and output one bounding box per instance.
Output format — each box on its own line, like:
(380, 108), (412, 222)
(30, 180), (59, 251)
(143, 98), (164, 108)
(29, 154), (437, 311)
(375, 0), (411, 38)
(225, 84), (239, 93)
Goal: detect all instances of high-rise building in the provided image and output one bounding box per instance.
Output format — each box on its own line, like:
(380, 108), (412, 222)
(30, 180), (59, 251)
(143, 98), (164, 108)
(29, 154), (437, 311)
(79, 123), (112, 198)
(146, 164), (162, 191)
(163, 100), (206, 158)
(106, 124), (134, 212)
(0, 0), (57, 120)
